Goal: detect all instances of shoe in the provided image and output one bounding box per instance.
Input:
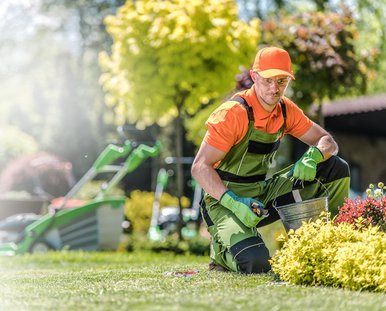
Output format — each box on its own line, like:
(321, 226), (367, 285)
(208, 261), (228, 272)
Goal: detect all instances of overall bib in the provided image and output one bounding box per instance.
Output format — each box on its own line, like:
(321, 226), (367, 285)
(201, 97), (350, 273)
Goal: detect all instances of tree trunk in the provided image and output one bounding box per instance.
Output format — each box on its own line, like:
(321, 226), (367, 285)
(175, 110), (184, 240)
(316, 99), (325, 128)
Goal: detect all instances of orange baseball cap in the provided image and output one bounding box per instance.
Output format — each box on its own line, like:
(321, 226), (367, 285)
(253, 47), (295, 80)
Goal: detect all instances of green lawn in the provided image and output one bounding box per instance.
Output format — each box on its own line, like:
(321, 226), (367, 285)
(0, 251), (385, 311)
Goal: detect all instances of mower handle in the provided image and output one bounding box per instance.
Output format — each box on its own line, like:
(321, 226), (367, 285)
(156, 168), (169, 188)
(123, 140), (161, 173)
(93, 140), (133, 171)
(95, 140), (162, 198)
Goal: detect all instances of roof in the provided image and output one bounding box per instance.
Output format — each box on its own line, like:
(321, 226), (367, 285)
(318, 94), (386, 137)
(322, 94), (386, 116)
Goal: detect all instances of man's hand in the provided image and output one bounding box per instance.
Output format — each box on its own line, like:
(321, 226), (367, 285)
(292, 146), (324, 181)
(220, 190), (267, 228)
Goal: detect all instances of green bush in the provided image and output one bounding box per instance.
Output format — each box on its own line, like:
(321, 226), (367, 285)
(270, 218), (386, 292)
(121, 233), (210, 256)
(76, 180), (125, 199)
(0, 126), (39, 169)
(124, 190), (190, 234)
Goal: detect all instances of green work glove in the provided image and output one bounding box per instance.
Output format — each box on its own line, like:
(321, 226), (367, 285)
(219, 190), (267, 228)
(292, 146), (324, 181)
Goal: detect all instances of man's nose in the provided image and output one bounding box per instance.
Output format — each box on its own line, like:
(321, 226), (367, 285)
(268, 81), (280, 91)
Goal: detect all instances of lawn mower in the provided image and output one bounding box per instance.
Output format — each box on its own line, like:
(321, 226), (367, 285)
(0, 140), (161, 256)
(147, 158), (202, 242)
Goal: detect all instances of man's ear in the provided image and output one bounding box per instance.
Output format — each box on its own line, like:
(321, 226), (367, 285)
(250, 70), (256, 83)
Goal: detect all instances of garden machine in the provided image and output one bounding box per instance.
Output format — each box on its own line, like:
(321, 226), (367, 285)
(147, 164), (202, 242)
(0, 140), (161, 256)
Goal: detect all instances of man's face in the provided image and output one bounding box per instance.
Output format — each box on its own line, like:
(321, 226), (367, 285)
(250, 70), (290, 109)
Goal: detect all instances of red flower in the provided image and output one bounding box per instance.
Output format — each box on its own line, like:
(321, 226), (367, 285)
(334, 196), (386, 231)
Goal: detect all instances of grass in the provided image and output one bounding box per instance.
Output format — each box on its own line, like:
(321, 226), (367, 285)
(1, 251), (385, 311)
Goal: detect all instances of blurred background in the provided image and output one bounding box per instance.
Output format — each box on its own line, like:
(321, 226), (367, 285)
(0, 0), (385, 254)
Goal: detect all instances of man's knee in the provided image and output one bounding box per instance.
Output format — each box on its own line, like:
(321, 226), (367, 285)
(230, 237), (271, 274)
(332, 156), (350, 178)
(317, 156), (350, 182)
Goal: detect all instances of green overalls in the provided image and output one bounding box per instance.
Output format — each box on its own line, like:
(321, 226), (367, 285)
(201, 96), (350, 273)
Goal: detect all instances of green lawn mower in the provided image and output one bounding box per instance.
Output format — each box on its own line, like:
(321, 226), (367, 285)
(147, 158), (203, 242)
(0, 140), (161, 256)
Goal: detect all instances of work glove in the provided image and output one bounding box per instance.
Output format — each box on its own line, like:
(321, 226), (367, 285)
(292, 146), (324, 181)
(219, 190), (268, 228)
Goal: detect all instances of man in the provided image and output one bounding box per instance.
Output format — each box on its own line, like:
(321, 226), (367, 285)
(191, 46), (350, 274)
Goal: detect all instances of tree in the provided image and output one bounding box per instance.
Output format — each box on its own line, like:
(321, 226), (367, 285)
(261, 8), (373, 124)
(100, 0), (260, 238)
(37, 0), (126, 176)
(238, 0), (386, 96)
(0, 1), (125, 179)
(353, 0), (386, 94)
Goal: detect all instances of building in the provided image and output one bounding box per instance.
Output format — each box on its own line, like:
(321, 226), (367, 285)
(321, 94), (386, 192)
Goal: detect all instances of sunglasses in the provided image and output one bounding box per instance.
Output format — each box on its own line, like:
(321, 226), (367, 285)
(254, 71), (290, 87)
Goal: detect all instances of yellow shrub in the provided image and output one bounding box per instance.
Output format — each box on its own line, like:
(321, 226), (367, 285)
(270, 219), (386, 292)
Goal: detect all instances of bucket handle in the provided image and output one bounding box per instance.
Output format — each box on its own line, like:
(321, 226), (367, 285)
(315, 178), (330, 198)
(291, 177), (330, 197)
(271, 176), (330, 209)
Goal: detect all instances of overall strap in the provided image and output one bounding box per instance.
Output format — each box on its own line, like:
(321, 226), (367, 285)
(232, 96), (254, 121)
(215, 169), (266, 183)
(232, 95), (287, 122)
(280, 98), (286, 119)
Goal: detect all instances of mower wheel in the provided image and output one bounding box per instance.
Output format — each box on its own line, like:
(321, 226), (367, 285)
(30, 241), (52, 253)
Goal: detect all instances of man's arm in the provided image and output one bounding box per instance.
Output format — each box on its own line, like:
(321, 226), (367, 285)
(290, 122), (338, 181)
(297, 121), (338, 160)
(191, 141), (228, 200)
(191, 141), (267, 226)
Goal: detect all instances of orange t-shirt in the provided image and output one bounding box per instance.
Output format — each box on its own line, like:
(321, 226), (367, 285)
(204, 85), (312, 153)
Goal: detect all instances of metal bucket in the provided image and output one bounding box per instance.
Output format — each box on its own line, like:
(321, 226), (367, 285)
(274, 196), (328, 232)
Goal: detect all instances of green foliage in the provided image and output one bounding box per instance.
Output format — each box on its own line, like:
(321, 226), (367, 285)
(100, 0), (260, 129)
(366, 182), (386, 200)
(242, 1), (386, 95)
(147, 235), (210, 256)
(185, 100), (218, 147)
(0, 126), (39, 169)
(124, 190), (190, 233)
(123, 233), (210, 256)
(76, 180), (125, 200)
(262, 8), (373, 111)
(351, 0), (386, 94)
(271, 218), (386, 292)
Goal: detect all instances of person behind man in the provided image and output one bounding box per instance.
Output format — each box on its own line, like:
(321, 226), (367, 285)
(191, 46), (350, 274)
